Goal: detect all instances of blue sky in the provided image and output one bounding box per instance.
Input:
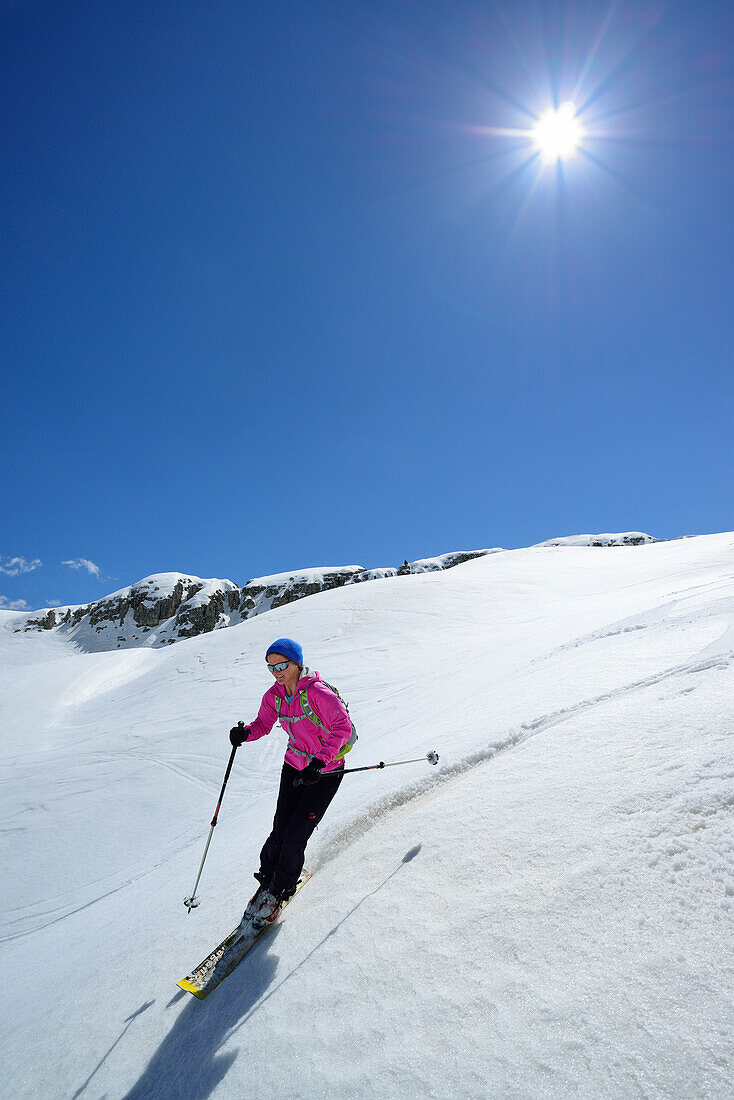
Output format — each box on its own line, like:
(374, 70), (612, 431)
(2, 0), (733, 611)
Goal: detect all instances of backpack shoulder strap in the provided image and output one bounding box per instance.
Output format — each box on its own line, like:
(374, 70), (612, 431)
(299, 687), (329, 732)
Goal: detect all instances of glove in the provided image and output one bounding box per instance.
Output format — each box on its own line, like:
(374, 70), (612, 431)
(229, 723), (250, 747)
(294, 759), (323, 787)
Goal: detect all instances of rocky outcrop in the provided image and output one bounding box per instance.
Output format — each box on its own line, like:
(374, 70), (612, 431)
(24, 608), (60, 631)
(19, 574), (241, 651)
(407, 550), (496, 572)
(174, 586), (241, 639)
(238, 567), (365, 618)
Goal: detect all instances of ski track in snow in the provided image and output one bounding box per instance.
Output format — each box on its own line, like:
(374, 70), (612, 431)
(314, 634), (734, 876)
(0, 831), (206, 944)
(0, 744), (277, 941)
(537, 587), (734, 664)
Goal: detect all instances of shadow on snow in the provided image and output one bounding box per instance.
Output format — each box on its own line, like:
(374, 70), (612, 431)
(117, 845), (422, 1099)
(120, 944), (279, 1100)
(72, 1001), (155, 1099)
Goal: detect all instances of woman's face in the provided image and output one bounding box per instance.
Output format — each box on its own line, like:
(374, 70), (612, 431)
(266, 653), (293, 688)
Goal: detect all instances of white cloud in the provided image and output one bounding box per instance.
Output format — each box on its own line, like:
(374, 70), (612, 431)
(0, 557), (42, 576)
(62, 558), (102, 578)
(0, 595), (30, 610)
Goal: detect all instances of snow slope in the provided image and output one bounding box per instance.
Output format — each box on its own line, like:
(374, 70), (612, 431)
(1, 534), (733, 1098)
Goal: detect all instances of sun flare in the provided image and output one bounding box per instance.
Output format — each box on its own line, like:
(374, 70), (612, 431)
(531, 101), (584, 162)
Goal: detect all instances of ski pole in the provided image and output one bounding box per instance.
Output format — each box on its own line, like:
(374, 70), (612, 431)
(183, 728), (241, 914)
(294, 750), (439, 786)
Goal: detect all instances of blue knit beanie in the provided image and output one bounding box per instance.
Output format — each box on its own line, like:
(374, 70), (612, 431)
(266, 638), (303, 666)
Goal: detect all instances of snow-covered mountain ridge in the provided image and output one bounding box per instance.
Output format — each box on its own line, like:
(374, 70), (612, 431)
(11, 534), (659, 652)
(11, 548), (501, 650)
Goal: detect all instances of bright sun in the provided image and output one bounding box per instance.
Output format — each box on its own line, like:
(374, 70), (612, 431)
(531, 101), (584, 162)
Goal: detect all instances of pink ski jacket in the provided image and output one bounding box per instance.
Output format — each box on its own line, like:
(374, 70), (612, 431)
(247, 668), (352, 773)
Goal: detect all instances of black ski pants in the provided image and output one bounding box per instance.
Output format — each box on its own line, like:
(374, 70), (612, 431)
(258, 762), (344, 900)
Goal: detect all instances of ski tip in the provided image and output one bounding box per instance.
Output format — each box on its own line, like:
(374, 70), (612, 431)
(177, 977), (208, 999)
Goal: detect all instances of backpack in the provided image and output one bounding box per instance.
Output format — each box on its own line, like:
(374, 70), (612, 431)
(274, 679), (358, 762)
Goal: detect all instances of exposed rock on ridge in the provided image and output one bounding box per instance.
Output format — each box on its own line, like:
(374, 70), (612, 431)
(239, 567), (365, 618)
(19, 574), (241, 652)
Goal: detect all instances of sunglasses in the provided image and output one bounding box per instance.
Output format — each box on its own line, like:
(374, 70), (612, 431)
(266, 660), (291, 672)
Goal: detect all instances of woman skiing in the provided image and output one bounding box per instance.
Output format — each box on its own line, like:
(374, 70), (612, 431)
(229, 638), (354, 926)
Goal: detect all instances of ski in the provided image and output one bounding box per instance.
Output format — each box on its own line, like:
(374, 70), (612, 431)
(177, 871), (312, 999)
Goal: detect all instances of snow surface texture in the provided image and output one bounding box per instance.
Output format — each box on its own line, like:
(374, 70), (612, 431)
(1, 533), (733, 1099)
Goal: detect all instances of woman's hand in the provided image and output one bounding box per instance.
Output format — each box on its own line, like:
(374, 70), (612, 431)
(294, 759), (323, 786)
(229, 723), (251, 747)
